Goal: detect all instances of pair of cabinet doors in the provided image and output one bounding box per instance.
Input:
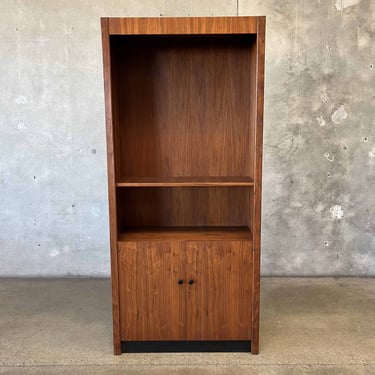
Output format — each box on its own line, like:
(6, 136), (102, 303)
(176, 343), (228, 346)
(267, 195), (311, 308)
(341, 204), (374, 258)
(118, 240), (253, 341)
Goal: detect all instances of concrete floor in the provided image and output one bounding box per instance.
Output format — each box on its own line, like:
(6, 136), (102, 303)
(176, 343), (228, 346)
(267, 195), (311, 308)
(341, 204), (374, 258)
(0, 278), (374, 374)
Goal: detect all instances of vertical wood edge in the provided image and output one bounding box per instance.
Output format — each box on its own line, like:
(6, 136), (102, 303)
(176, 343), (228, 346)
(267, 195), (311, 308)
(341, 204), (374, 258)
(251, 16), (265, 355)
(101, 17), (121, 355)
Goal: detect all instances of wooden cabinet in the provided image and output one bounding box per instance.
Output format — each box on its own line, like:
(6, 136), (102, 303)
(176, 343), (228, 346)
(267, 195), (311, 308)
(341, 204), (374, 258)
(101, 16), (265, 354)
(118, 240), (252, 341)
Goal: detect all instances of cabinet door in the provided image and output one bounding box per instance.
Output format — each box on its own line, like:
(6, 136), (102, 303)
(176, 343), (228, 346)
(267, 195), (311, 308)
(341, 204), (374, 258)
(118, 241), (185, 340)
(185, 241), (253, 340)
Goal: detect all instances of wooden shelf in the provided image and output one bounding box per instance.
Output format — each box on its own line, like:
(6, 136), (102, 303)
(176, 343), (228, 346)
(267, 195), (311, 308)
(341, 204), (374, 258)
(118, 227), (252, 242)
(116, 176), (254, 187)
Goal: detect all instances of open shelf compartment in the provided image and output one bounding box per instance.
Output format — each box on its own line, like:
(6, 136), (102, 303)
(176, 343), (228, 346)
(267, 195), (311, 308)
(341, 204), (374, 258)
(116, 186), (253, 235)
(110, 34), (256, 182)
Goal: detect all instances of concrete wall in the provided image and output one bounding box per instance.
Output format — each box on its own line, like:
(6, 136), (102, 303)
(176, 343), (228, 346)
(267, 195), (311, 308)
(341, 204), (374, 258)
(0, 0), (374, 276)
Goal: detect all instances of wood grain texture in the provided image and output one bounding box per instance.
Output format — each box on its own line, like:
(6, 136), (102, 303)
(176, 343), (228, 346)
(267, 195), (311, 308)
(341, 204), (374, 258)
(119, 241), (185, 340)
(101, 18), (121, 355)
(251, 17), (266, 355)
(119, 240), (252, 341)
(111, 34), (254, 179)
(107, 17), (258, 35)
(185, 241), (252, 340)
(117, 187), (251, 229)
(118, 227), (252, 242)
(116, 176), (254, 187)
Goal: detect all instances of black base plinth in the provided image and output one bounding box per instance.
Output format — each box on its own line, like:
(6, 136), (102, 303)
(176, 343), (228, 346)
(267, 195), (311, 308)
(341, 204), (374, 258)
(121, 340), (251, 353)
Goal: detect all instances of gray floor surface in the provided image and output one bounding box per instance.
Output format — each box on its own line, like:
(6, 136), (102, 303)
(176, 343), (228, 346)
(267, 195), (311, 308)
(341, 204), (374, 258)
(0, 278), (374, 374)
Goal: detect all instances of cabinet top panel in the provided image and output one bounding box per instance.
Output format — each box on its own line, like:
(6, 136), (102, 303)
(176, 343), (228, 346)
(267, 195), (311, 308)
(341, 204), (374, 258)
(103, 16), (263, 35)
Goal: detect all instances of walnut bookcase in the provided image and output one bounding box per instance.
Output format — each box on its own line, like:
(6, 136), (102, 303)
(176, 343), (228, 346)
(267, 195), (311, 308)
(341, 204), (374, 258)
(101, 16), (265, 355)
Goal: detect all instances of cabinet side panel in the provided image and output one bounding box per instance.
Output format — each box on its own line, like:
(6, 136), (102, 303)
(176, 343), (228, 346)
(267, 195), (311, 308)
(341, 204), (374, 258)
(118, 241), (186, 341)
(185, 241), (253, 340)
(101, 18), (121, 355)
(109, 40), (125, 178)
(251, 17), (266, 355)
